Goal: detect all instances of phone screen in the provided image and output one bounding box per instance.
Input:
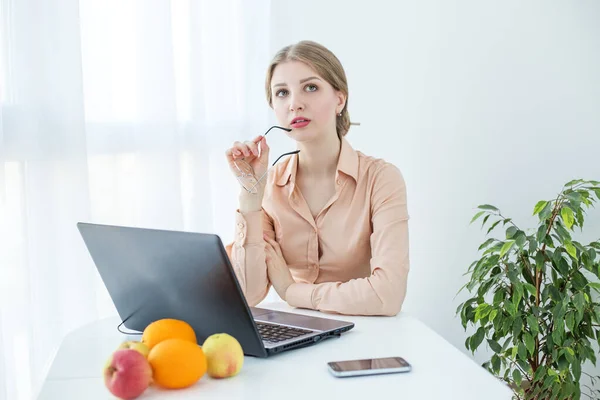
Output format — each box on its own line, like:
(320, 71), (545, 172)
(329, 357), (410, 372)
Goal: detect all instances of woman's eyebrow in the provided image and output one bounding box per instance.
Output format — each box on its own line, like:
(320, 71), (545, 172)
(273, 76), (322, 88)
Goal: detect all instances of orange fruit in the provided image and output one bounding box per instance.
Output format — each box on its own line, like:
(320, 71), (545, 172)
(142, 319), (197, 350)
(148, 338), (207, 389)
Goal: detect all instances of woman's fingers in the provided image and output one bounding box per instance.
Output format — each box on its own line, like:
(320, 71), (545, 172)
(264, 241), (273, 262)
(244, 140), (259, 157)
(232, 141), (252, 158)
(226, 135), (267, 161)
(258, 136), (269, 158)
(264, 235), (283, 257)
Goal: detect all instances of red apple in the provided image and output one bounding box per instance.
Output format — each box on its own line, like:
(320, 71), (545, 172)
(104, 349), (152, 399)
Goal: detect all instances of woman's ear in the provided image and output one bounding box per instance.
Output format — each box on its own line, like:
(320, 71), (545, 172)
(336, 91), (347, 112)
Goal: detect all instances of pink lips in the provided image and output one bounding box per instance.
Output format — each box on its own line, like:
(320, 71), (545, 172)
(290, 117), (311, 129)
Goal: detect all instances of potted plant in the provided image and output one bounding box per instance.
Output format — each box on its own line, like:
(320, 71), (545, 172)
(456, 179), (600, 399)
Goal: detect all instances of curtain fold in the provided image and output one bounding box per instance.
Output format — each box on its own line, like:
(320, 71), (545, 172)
(0, 1), (275, 398)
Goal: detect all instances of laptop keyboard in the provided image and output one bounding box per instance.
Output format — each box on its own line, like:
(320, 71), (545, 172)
(256, 322), (313, 343)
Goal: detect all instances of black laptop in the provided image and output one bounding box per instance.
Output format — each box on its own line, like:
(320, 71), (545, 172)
(76, 222), (354, 357)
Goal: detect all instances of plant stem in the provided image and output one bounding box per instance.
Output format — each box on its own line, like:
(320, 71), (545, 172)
(507, 358), (532, 383)
(535, 195), (564, 370)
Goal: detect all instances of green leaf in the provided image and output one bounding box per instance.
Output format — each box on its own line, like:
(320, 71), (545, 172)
(536, 224), (547, 243)
(552, 327), (563, 345)
(587, 282), (600, 292)
(543, 374), (556, 390)
(535, 251), (545, 270)
(587, 248), (597, 265)
(493, 288), (505, 305)
(500, 240), (515, 258)
(565, 179), (583, 187)
(487, 339), (502, 353)
(528, 237), (537, 253)
(501, 316), (512, 336)
(560, 383), (575, 399)
(512, 368), (522, 386)
(565, 347), (575, 357)
(512, 318), (523, 338)
(488, 309), (498, 323)
(513, 282), (524, 307)
(556, 257), (570, 276)
(478, 238), (495, 251)
(539, 202), (553, 220)
(565, 242), (578, 260)
(474, 304), (491, 322)
(478, 204), (499, 211)
(506, 226), (518, 239)
(491, 354), (501, 373)
(515, 233), (526, 249)
(566, 192), (582, 203)
(518, 342), (527, 360)
(555, 222), (572, 242)
(470, 328), (485, 352)
(470, 210), (486, 224)
(572, 361), (582, 382)
(574, 292), (585, 310)
(486, 220), (502, 235)
(481, 214), (490, 228)
(506, 300), (517, 317)
(566, 312), (575, 331)
(524, 332), (535, 355)
(523, 282), (536, 296)
(572, 270), (588, 291)
(557, 355), (569, 372)
(527, 315), (539, 335)
(561, 206), (575, 230)
(533, 200), (548, 215)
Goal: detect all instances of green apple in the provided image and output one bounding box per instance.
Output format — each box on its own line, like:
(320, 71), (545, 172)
(118, 341), (150, 358)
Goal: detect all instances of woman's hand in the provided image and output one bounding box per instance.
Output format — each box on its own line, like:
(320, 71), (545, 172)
(264, 234), (295, 301)
(225, 135), (270, 191)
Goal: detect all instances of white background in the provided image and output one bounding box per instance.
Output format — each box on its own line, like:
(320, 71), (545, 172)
(268, 0), (600, 383)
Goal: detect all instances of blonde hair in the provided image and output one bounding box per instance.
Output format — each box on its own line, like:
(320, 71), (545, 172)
(265, 40), (355, 138)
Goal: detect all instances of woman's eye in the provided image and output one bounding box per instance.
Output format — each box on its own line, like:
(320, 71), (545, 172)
(305, 84), (318, 92)
(275, 89), (288, 97)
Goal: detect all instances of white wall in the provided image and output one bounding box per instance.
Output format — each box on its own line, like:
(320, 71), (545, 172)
(269, 0), (600, 377)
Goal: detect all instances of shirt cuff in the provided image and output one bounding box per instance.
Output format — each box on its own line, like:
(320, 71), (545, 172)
(285, 283), (315, 310)
(235, 209), (264, 245)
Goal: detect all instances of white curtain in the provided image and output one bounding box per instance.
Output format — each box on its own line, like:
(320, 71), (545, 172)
(0, 0), (276, 398)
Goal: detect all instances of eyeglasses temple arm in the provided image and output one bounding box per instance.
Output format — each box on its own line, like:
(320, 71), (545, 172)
(263, 125), (292, 137)
(248, 150), (301, 192)
(271, 150), (300, 166)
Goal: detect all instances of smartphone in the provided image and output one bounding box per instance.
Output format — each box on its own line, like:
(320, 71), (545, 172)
(327, 356), (412, 378)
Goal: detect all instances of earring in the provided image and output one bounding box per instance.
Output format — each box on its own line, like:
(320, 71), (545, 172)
(337, 112), (342, 117)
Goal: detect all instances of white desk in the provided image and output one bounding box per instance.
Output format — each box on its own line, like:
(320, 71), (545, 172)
(38, 302), (513, 399)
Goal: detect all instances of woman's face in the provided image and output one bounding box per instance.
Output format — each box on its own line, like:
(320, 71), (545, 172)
(270, 61), (345, 143)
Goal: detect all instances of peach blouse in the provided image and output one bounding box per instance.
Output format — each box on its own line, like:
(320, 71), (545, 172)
(229, 137), (410, 316)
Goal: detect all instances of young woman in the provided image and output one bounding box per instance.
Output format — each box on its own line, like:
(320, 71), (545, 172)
(225, 40), (410, 316)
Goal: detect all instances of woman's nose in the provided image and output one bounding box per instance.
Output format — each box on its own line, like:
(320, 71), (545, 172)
(289, 94), (305, 112)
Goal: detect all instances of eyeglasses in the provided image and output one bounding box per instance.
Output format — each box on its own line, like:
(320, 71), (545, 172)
(233, 126), (300, 194)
